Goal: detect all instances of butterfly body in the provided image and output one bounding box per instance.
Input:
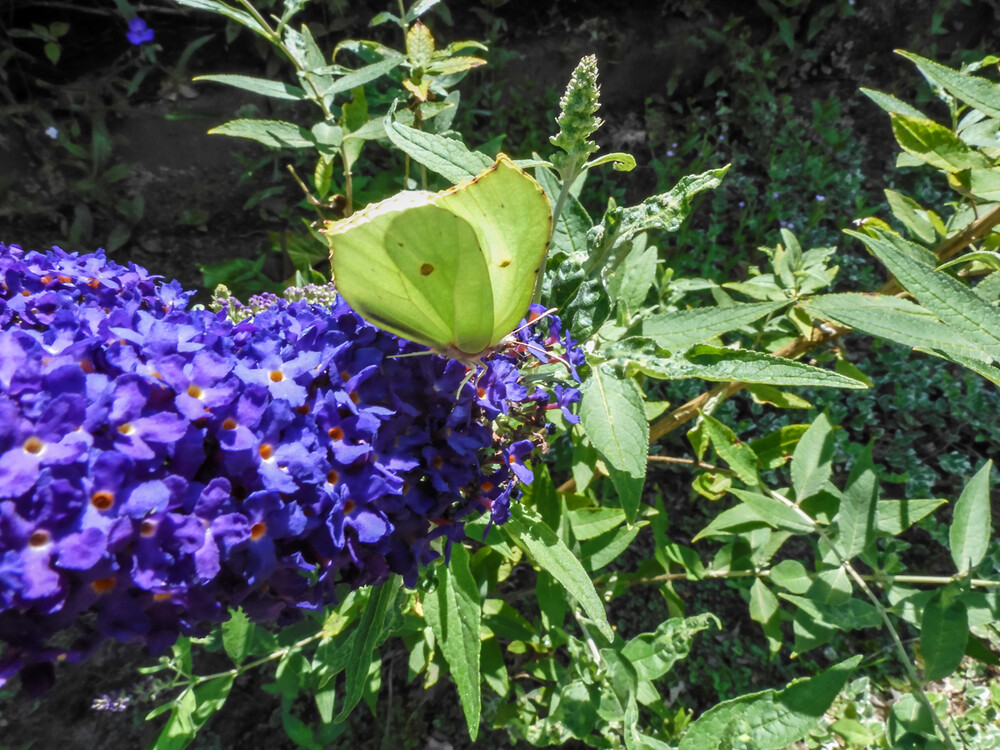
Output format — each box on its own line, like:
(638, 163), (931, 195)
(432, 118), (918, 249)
(324, 154), (552, 361)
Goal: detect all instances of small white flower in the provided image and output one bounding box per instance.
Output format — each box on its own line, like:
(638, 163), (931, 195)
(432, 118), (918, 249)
(45, 126), (59, 139)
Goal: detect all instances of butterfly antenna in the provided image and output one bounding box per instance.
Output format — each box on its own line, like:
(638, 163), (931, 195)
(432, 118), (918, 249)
(503, 308), (576, 373)
(509, 307), (559, 339)
(388, 349), (437, 360)
(453, 365), (481, 401)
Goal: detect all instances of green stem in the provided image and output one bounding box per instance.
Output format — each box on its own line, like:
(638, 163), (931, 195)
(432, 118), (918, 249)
(531, 163), (578, 305)
(234, 0), (334, 120)
(614, 569), (999, 590)
(188, 631), (325, 686)
(766, 489), (961, 750)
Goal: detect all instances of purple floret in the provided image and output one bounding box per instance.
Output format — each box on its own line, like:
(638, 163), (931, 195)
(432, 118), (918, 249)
(0, 243), (583, 691)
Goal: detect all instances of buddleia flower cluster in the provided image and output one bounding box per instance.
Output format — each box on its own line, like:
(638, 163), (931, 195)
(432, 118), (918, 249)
(0, 244), (582, 692)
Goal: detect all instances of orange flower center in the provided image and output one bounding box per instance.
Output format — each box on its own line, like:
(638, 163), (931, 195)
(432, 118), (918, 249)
(91, 491), (115, 511)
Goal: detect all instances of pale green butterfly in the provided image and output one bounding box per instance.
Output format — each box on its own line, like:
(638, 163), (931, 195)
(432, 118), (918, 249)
(323, 154), (552, 361)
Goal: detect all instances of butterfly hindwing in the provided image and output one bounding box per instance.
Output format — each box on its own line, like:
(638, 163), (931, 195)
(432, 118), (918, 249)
(325, 154), (552, 358)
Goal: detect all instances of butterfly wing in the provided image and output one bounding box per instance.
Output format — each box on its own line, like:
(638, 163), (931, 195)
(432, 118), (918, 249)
(436, 154), (552, 348)
(326, 154), (551, 358)
(326, 192), (494, 354)
(385, 205), (494, 356)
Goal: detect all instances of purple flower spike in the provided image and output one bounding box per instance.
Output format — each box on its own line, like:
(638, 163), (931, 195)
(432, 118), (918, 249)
(0, 242), (587, 691)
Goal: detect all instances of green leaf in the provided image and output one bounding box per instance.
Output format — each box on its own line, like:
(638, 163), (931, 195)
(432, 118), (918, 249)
(617, 344), (867, 389)
(750, 578), (780, 626)
(637, 301), (789, 353)
(615, 167), (729, 246)
(830, 718), (874, 744)
(885, 189), (939, 244)
(334, 577), (401, 722)
(920, 591), (969, 680)
(208, 118), (315, 148)
(802, 293), (992, 363)
(317, 53), (405, 99)
(221, 607), (252, 667)
(503, 504), (613, 641)
(730, 488), (816, 534)
(890, 113), (992, 172)
(850, 228), (1000, 360)
(965, 633), (1000, 667)
(151, 675), (235, 750)
(860, 87), (928, 119)
(746, 384), (812, 410)
(382, 102), (492, 183)
(581, 522), (644, 571)
(678, 656), (862, 750)
(606, 240), (656, 315)
(750, 424), (809, 470)
(966, 168), (1000, 201)
(194, 74), (307, 100)
(700, 412), (760, 486)
(768, 559), (812, 594)
(897, 50), (1000, 120)
(175, 0), (270, 38)
(621, 614), (719, 682)
(950, 460), (993, 573)
(877, 498), (947, 536)
(790, 412), (835, 502)
(692, 503), (771, 541)
(837, 443), (879, 558)
(585, 152), (637, 172)
(567, 507), (627, 540)
(422, 546), (482, 739)
(579, 365), (648, 523)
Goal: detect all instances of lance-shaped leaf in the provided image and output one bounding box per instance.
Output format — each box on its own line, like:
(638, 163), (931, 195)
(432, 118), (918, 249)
(637, 300), (790, 352)
(836, 443), (879, 558)
(580, 364), (648, 522)
(699, 412), (760, 487)
(208, 118), (315, 148)
(791, 412), (835, 502)
(801, 293), (992, 363)
(678, 656), (862, 750)
(503, 504), (613, 641)
(921, 590), (969, 681)
(175, 0), (270, 38)
(423, 546), (482, 739)
(194, 74), (307, 100)
(850, 228), (1000, 361)
(622, 614), (719, 683)
(614, 167), (729, 249)
(334, 578), (401, 721)
(730, 488), (817, 534)
(950, 460), (993, 573)
(860, 87), (927, 119)
(382, 102), (492, 183)
(617, 344), (867, 389)
(897, 50), (1000, 120)
(876, 498), (946, 537)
